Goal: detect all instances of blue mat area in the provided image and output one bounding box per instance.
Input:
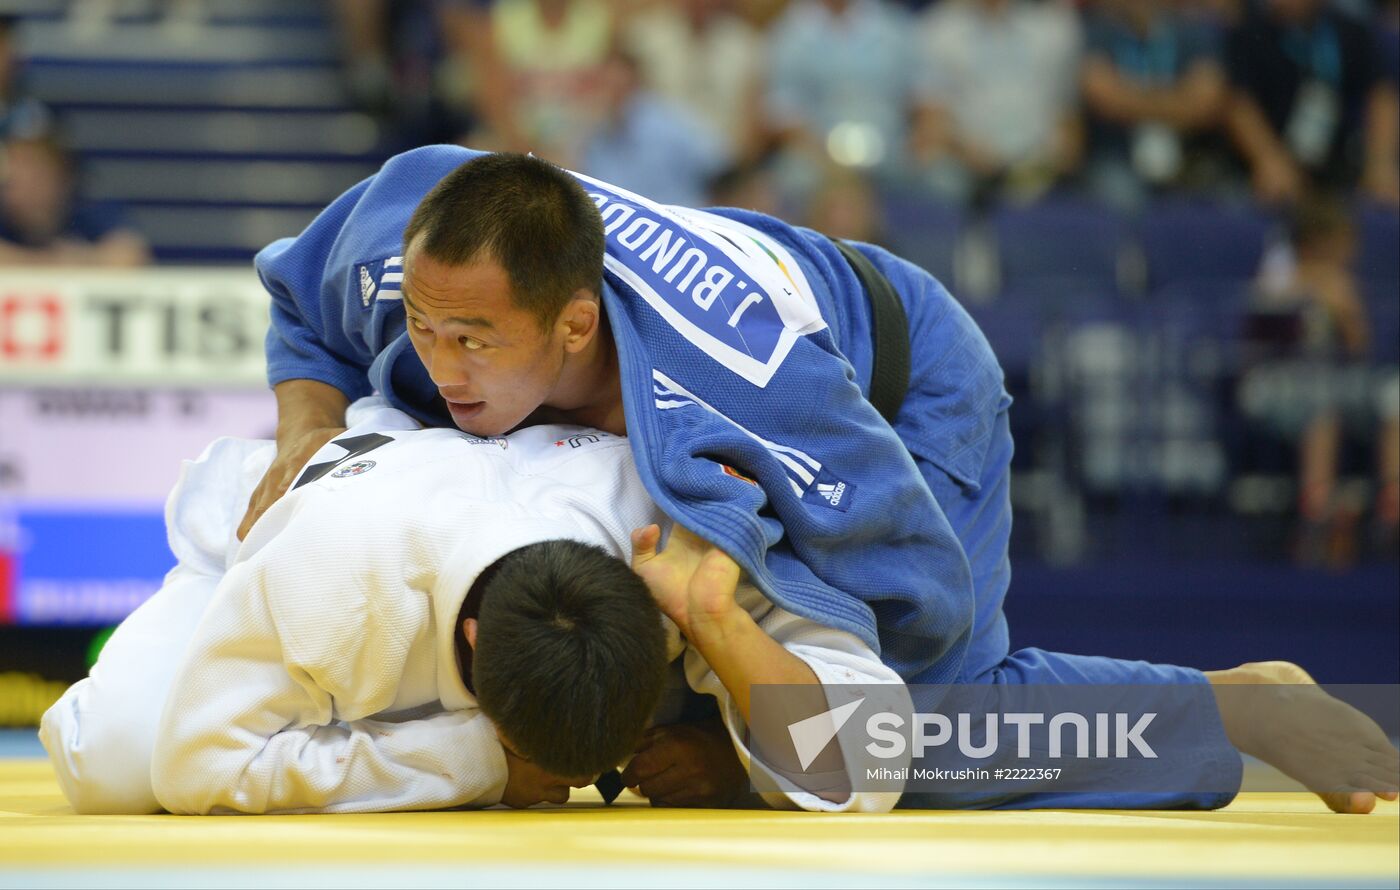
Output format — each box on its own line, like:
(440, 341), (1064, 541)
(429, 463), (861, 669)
(0, 730), (45, 758)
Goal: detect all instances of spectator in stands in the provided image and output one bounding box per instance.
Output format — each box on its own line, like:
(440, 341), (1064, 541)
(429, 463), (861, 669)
(1080, 0), (1230, 213)
(329, 0), (399, 117)
(764, 0), (919, 199)
(328, 0), (475, 149)
(707, 156), (786, 217)
(1241, 194), (1398, 565)
(466, 0), (617, 168)
(1362, 0), (1400, 206)
(802, 169), (888, 246)
(0, 134), (151, 267)
(910, 0), (1085, 207)
(579, 49), (731, 207)
(1183, 0), (1246, 27)
(0, 14), (52, 141)
(621, 0), (764, 162)
(1224, 0), (1387, 206)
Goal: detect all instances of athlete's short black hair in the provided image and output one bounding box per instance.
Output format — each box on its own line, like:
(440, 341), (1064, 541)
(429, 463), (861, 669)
(472, 539), (667, 778)
(403, 152), (606, 329)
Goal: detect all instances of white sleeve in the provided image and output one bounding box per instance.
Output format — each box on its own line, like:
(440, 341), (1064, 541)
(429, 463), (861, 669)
(150, 527), (507, 815)
(683, 584), (910, 813)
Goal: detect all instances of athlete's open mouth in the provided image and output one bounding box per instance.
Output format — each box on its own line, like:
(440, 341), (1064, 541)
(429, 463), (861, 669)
(446, 400), (485, 423)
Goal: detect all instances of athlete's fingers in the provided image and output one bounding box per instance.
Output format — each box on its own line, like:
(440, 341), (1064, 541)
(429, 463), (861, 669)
(620, 743), (674, 787)
(236, 479), (273, 541)
(238, 426), (346, 540)
(620, 755), (664, 788)
(235, 503), (257, 542)
(647, 767), (727, 808)
(236, 457), (297, 540)
(630, 726), (661, 755)
(630, 524), (661, 566)
(636, 764), (688, 802)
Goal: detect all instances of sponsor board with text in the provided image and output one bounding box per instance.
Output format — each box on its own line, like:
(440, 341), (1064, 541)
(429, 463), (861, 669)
(1, 268), (270, 386)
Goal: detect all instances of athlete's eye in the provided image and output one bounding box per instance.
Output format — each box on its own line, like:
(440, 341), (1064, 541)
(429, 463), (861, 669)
(407, 315), (429, 333)
(460, 336), (484, 351)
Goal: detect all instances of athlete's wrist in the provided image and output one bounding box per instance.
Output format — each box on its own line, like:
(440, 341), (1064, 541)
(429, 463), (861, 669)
(685, 603), (754, 653)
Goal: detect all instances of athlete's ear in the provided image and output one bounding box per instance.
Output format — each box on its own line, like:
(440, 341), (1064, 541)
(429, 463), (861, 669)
(558, 291), (600, 354)
(463, 617), (479, 652)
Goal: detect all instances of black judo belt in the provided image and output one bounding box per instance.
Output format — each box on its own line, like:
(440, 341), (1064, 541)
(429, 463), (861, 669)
(830, 238), (910, 426)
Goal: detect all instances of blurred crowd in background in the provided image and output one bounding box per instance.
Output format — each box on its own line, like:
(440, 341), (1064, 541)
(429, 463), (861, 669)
(335, 0), (1399, 217)
(1, 0), (1397, 570)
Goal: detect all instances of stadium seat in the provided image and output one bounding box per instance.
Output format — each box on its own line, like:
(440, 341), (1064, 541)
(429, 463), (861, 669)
(1139, 200), (1273, 291)
(1150, 277), (1256, 312)
(882, 192), (962, 286)
(990, 199), (1129, 297)
(1354, 202), (1400, 285)
(1364, 279), (1400, 364)
(962, 292), (1045, 379)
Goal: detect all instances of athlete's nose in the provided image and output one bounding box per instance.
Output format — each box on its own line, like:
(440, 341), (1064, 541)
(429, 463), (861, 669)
(426, 335), (470, 387)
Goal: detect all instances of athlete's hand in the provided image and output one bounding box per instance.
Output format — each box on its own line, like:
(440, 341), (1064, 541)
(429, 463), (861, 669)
(620, 719), (749, 808)
(630, 524), (741, 641)
(500, 746), (591, 808)
(236, 426), (346, 540)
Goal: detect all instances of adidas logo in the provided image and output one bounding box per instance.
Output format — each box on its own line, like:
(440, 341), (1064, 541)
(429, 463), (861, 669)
(816, 481), (846, 506)
(359, 266), (376, 306)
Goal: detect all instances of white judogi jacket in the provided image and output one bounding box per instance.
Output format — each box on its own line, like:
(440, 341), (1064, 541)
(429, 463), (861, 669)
(151, 406), (904, 816)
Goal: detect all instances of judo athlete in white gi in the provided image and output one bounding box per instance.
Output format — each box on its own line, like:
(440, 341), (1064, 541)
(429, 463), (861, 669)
(41, 401), (906, 815)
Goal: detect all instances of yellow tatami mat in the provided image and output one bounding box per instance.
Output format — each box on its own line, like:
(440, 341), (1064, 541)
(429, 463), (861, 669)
(1, 758), (1397, 889)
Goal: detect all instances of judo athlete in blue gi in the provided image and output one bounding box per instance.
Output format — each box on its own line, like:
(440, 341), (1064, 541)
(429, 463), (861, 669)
(238, 146), (1397, 815)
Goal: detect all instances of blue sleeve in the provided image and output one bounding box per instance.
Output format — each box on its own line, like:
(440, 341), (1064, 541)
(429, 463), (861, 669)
(253, 144), (486, 402)
(256, 175), (379, 401)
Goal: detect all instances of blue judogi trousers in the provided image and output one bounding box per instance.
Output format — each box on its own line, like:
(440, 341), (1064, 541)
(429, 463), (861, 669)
(863, 246), (1242, 810)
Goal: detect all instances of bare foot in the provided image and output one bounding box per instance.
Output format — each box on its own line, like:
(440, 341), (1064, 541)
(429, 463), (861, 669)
(1206, 661), (1400, 814)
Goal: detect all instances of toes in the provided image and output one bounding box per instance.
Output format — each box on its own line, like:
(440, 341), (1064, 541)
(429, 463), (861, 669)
(1245, 661), (1316, 684)
(1354, 772), (1400, 797)
(1319, 790), (1377, 814)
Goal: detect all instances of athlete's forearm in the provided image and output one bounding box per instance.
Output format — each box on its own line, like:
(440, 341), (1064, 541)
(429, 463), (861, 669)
(686, 605), (854, 793)
(272, 379), (351, 444)
(688, 607), (823, 728)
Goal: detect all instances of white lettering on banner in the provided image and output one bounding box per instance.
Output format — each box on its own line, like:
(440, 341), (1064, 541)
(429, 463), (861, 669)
(21, 579), (159, 624)
(0, 269), (270, 385)
(576, 171), (825, 388)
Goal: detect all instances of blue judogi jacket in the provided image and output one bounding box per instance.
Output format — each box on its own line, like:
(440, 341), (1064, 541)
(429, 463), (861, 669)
(258, 145), (997, 684)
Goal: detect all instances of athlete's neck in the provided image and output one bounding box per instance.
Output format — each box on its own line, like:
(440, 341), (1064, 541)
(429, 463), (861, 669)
(543, 324), (626, 436)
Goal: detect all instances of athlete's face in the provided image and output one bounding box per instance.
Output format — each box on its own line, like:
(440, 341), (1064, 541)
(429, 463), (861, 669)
(401, 243), (576, 437)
